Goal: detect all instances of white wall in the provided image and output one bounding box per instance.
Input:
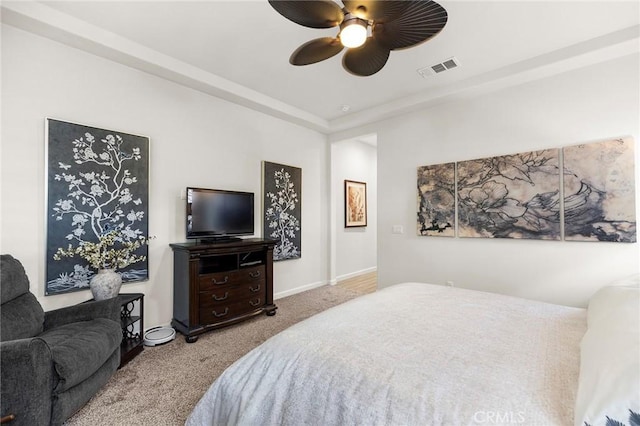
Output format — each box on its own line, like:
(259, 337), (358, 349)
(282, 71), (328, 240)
(2, 23), (637, 329)
(331, 139), (377, 280)
(371, 54), (639, 308)
(0, 24), (329, 328)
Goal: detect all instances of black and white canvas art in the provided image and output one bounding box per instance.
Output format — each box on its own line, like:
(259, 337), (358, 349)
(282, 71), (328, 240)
(45, 119), (149, 295)
(262, 161), (302, 261)
(457, 149), (561, 240)
(563, 137), (636, 242)
(417, 162), (455, 236)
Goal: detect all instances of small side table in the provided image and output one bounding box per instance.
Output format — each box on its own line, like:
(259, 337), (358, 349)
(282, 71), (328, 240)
(118, 293), (144, 367)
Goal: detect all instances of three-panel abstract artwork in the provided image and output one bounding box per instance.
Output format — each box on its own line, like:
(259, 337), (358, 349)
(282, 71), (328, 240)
(417, 137), (636, 242)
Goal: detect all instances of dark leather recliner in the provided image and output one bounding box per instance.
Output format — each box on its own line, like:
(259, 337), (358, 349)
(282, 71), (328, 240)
(0, 254), (122, 425)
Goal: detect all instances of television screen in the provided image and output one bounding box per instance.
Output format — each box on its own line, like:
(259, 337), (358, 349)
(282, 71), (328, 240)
(186, 187), (254, 239)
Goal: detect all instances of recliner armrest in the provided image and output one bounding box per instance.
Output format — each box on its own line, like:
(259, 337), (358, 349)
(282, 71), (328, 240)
(44, 297), (120, 330)
(0, 338), (53, 426)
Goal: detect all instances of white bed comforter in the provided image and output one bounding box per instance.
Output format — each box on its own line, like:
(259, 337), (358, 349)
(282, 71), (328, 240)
(187, 283), (586, 426)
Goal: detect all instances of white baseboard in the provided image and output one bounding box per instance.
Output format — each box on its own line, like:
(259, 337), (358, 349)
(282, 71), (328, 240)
(273, 267), (378, 299)
(335, 266), (377, 282)
(274, 280), (329, 300)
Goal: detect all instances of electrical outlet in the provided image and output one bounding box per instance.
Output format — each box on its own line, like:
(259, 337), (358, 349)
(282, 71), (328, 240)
(392, 225), (404, 234)
(446, 280), (454, 287)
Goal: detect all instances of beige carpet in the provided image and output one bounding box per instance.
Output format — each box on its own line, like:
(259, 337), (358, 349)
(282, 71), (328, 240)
(64, 284), (364, 425)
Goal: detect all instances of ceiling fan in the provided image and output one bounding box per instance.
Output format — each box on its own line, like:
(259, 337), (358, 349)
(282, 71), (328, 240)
(268, 0), (448, 77)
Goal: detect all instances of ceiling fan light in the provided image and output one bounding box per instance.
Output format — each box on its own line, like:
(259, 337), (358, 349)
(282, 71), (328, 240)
(340, 19), (368, 48)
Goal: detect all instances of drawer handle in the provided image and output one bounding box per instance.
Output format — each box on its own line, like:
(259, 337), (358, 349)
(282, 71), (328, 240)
(249, 284), (261, 293)
(212, 308), (229, 318)
(212, 276), (229, 285)
(249, 271), (261, 278)
(249, 298), (261, 307)
(212, 292), (229, 301)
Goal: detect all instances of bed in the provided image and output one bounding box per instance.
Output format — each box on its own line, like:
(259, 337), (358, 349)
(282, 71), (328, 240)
(187, 281), (639, 426)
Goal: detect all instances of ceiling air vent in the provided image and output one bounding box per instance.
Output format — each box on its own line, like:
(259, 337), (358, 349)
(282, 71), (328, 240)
(417, 57), (460, 78)
(431, 63), (447, 73)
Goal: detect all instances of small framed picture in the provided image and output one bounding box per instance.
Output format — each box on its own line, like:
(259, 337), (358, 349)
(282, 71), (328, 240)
(344, 180), (367, 228)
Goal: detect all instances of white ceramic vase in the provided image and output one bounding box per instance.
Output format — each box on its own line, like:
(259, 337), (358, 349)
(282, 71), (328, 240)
(90, 269), (122, 300)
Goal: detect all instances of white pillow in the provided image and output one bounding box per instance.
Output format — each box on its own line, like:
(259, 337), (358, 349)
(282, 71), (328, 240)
(606, 273), (640, 289)
(574, 285), (640, 426)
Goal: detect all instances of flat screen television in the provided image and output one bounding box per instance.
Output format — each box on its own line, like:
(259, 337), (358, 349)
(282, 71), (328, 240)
(186, 187), (254, 241)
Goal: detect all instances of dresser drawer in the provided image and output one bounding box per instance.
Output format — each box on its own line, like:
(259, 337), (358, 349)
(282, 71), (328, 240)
(199, 295), (264, 325)
(199, 280), (265, 309)
(198, 266), (265, 290)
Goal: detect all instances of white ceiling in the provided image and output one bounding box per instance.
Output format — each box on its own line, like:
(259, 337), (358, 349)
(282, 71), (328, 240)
(2, 1), (639, 134)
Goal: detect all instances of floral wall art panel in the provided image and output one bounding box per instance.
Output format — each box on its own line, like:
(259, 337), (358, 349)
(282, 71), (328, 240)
(45, 118), (149, 295)
(457, 149), (561, 240)
(417, 162), (455, 236)
(262, 161), (302, 261)
(345, 180), (367, 228)
(563, 137), (636, 242)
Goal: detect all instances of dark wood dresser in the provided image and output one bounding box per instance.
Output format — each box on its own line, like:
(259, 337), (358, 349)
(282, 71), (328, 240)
(170, 238), (277, 342)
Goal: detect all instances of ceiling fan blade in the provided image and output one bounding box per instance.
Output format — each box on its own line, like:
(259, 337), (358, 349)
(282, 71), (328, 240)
(373, 0), (448, 50)
(342, 38), (390, 76)
(342, 0), (409, 21)
(290, 38), (344, 65)
(269, 0), (344, 29)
